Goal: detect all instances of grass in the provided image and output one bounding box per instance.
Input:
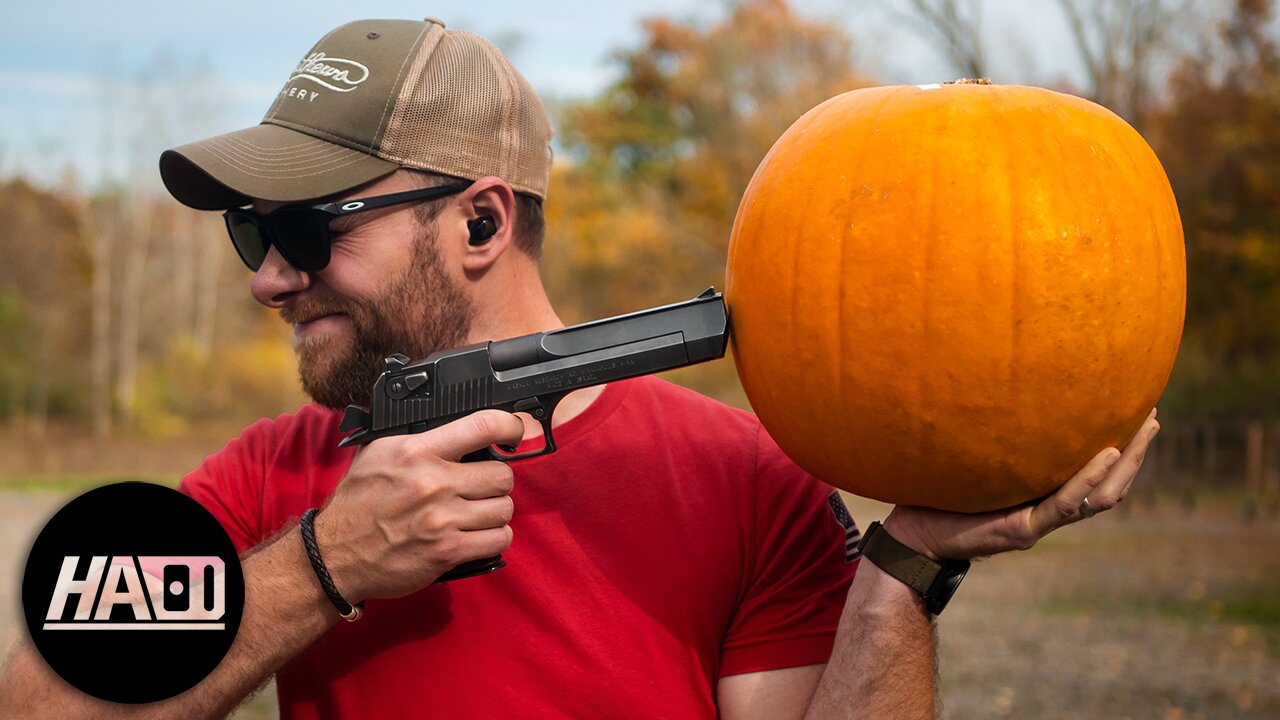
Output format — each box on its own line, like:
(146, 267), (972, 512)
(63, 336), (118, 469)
(1214, 592), (1280, 628)
(1044, 585), (1280, 629)
(0, 474), (177, 494)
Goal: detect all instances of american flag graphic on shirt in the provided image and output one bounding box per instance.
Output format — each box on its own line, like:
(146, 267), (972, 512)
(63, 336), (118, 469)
(827, 491), (863, 563)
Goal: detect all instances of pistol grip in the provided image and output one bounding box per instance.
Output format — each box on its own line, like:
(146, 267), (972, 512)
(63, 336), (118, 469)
(436, 556), (508, 583)
(434, 447), (507, 583)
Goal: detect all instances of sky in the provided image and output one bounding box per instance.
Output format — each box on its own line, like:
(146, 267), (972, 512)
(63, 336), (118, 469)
(0, 0), (1105, 190)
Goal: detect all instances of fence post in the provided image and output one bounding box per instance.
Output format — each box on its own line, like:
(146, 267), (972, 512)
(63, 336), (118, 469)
(1177, 423), (1196, 511)
(1201, 422), (1218, 488)
(1244, 421), (1265, 520)
(1265, 421), (1280, 516)
(1159, 419), (1179, 483)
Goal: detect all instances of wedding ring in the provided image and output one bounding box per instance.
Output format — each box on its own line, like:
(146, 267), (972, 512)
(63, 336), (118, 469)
(1078, 497), (1097, 519)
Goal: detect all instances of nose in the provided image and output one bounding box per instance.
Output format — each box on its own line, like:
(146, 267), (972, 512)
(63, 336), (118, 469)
(249, 245), (311, 308)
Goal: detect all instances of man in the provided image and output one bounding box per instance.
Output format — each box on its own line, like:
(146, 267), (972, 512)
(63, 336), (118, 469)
(0, 18), (1157, 719)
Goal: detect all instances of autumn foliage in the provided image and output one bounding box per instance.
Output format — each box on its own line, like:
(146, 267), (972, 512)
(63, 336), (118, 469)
(0, 0), (1276, 442)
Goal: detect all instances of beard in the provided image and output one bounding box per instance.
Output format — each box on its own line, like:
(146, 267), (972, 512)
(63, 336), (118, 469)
(281, 224), (475, 409)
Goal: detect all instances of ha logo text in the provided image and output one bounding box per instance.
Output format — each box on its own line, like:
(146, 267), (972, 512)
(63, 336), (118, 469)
(43, 556), (225, 631)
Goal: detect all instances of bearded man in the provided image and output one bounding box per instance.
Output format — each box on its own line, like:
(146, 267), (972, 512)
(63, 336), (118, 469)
(0, 17), (1158, 719)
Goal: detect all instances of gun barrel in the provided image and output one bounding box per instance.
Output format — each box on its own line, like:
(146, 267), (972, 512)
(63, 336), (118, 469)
(488, 288), (727, 372)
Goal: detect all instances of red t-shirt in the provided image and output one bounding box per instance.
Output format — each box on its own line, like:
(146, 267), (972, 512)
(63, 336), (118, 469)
(181, 376), (857, 719)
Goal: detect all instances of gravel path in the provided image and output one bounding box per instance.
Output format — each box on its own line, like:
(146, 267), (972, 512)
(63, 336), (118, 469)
(1, 492), (66, 654)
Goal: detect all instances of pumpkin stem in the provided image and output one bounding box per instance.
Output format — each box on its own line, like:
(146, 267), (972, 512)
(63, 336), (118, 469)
(951, 77), (993, 85)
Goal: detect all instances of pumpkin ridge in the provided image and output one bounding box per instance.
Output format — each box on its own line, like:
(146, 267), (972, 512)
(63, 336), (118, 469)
(922, 93), (944, 482)
(842, 88), (901, 454)
(1010, 86), (1033, 503)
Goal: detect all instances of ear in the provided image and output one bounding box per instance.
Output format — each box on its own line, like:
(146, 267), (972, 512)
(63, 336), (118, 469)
(457, 176), (516, 274)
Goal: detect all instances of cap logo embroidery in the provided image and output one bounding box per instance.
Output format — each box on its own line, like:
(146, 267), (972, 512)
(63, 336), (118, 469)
(290, 52), (370, 93)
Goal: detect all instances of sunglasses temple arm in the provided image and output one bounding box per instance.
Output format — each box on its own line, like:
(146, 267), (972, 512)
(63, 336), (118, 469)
(333, 184), (471, 216)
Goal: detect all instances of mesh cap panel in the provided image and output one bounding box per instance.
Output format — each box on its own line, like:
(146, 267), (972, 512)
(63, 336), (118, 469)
(380, 29), (553, 199)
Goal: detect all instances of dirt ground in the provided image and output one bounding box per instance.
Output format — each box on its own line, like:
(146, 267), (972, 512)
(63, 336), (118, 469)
(2, 488), (1277, 719)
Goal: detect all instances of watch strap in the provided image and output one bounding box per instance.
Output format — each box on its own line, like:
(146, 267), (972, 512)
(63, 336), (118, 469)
(856, 520), (971, 615)
(856, 521), (940, 595)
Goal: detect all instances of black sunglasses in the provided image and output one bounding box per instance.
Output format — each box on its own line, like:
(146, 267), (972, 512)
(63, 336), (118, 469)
(223, 182), (472, 272)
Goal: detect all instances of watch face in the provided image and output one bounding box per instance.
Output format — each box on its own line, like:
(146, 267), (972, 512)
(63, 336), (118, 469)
(924, 562), (970, 615)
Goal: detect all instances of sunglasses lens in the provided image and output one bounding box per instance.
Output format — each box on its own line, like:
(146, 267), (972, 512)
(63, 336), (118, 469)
(225, 213), (267, 271)
(269, 209), (332, 272)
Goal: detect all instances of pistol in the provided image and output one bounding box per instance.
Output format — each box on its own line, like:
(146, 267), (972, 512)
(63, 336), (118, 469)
(337, 288), (729, 581)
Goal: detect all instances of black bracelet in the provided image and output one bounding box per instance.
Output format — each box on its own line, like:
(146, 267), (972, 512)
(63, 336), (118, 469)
(299, 508), (363, 622)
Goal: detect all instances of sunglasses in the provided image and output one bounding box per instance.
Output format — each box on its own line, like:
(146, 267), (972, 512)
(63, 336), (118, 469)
(223, 182), (472, 272)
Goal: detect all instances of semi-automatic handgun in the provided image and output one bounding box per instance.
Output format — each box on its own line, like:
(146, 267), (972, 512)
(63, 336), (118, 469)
(337, 287), (730, 581)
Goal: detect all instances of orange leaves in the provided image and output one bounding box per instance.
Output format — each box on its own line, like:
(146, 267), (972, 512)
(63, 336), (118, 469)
(551, 0), (870, 323)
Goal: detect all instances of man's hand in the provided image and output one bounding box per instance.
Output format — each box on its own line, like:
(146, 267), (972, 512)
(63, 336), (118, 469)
(805, 408), (1161, 720)
(313, 409), (525, 603)
(886, 407), (1160, 562)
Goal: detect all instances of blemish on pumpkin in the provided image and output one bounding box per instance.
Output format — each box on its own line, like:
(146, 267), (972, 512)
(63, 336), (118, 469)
(950, 77), (993, 85)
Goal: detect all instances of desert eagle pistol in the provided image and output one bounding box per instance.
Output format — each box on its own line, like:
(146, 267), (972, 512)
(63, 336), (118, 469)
(337, 288), (729, 581)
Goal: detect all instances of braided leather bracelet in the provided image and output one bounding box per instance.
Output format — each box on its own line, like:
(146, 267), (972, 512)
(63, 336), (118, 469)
(299, 508), (363, 622)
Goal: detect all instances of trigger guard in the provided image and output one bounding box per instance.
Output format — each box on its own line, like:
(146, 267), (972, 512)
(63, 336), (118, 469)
(485, 393), (566, 461)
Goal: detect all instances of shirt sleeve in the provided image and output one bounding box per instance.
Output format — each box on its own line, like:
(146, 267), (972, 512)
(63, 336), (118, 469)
(718, 423), (858, 677)
(178, 416), (280, 554)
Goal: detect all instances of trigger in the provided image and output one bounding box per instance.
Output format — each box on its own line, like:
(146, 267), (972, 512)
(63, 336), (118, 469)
(538, 413), (557, 454)
(507, 396), (560, 457)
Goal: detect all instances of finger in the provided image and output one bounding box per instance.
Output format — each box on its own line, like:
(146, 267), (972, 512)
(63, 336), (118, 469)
(412, 410), (526, 462)
(455, 496), (515, 531)
(1088, 409), (1160, 507)
(457, 525), (515, 561)
(1028, 447), (1121, 536)
(455, 461), (515, 501)
(1117, 415), (1160, 500)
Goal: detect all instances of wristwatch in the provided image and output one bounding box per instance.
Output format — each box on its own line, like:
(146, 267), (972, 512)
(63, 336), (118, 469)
(855, 521), (970, 615)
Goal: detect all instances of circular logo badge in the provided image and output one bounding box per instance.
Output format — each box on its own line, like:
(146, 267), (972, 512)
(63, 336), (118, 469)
(21, 482), (244, 704)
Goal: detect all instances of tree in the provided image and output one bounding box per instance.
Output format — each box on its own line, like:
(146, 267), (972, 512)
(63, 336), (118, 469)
(1147, 0), (1280, 416)
(895, 0), (988, 78)
(549, 0), (869, 323)
(891, 0), (1197, 126)
(82, 187), (115, 438)
(0, 178), (91, 429)
(1057, 0), (1195, 127)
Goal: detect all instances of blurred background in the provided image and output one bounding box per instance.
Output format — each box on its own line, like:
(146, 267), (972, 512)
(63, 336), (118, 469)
(0, 1), (1277, 717)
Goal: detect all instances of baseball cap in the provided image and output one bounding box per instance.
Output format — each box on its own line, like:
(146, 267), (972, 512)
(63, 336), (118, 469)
(160, 18), (553, 210)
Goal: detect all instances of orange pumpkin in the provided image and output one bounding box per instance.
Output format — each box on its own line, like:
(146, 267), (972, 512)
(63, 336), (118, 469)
(726, 81), (1185, 513)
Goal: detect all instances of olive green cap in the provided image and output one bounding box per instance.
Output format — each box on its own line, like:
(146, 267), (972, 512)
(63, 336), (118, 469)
(160, 18), (553, 209)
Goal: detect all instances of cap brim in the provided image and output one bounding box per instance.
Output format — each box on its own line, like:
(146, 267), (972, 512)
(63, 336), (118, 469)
(159, 123), (399, 210)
